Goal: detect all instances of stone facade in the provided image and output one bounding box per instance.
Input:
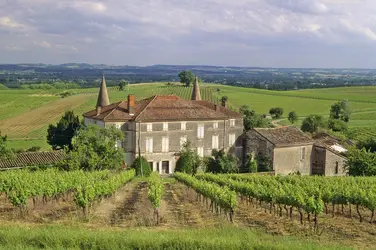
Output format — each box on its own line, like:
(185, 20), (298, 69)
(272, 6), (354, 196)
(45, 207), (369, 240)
(85, 115), (243, 174)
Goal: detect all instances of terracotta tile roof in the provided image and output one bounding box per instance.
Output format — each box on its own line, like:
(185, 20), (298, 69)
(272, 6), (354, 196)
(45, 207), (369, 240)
(253, 126), (313, 147)
(0, 151), (66, 169)
(83, 97), (154, 121)
(84, 95), (241, 122)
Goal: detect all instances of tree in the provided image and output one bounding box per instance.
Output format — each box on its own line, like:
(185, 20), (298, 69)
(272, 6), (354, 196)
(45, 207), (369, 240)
(269, 107), (284, 119)
(131, 156), (152, 177)
(0, 133), (13, 159)
(47, 111), (81, 150)
(330, 100), (351, 122)
(60, 125), (124, 171)
(301, 114), (324, 133)
(328, 119), (348, 132)
(118, 80), (128, 91)
(175, 141), (201, 175)
(345, 147), (376, 176)
(221, 96), (228, 103)
(205, 149), (239, 173)
(178, 71), (195, 87)
(288, 111), (298, 124)
(241, 106), (271, 131)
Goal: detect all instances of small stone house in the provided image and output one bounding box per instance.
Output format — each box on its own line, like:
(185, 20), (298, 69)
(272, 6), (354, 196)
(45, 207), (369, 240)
(243, 127), (347, 176)
(83, 74), (244, 174)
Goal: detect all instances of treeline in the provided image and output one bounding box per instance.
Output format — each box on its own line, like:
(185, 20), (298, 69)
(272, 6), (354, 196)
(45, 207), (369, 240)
(1, 64), (376, 90)
(19, 82), (81, 90)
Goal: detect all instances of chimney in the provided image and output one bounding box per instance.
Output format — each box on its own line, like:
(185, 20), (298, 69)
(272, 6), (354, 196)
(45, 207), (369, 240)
(215, 104), (219, 112)
(96, 106), (101, 116)
(128, 94), (135, 115)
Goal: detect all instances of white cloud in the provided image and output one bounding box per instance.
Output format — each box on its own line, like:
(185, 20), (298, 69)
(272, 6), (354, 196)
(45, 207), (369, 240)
(1, 0), (376, 67)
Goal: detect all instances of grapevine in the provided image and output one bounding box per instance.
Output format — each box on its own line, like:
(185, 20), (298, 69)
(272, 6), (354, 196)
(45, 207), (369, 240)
(147, 172), (164, 224)
(174, 172), (237, 221)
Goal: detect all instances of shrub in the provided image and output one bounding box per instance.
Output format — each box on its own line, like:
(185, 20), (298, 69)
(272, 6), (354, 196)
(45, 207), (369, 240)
(269, 107), (284, 119)
(131, 156), (152, 177)
(175, 141), (201, 175)
(328, 119), (348, 132)
(248, 160), (258, 173)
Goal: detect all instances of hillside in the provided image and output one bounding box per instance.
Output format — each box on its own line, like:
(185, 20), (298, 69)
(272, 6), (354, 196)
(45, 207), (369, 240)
(1, 83), (376, 150)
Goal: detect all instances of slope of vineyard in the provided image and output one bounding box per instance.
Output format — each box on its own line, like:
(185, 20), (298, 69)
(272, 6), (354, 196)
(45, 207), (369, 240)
(2, 83), (376, 150)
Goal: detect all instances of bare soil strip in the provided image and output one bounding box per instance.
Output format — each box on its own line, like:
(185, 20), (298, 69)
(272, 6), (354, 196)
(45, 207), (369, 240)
(160, 182), (226, 228)
(107, 181), (154, 227)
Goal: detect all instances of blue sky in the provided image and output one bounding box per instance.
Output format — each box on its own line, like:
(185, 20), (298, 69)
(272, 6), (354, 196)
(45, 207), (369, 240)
(1, 0), (376, 68)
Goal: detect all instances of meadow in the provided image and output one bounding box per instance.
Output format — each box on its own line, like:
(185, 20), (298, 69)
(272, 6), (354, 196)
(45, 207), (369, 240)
(1, 83), (376, 150)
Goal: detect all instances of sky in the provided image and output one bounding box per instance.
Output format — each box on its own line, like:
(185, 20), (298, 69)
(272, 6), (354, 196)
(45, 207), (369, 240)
(1, 0), (376, 68)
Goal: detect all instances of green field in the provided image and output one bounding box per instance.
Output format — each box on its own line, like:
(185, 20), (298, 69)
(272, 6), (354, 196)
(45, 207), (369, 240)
(1, 83), (376, 150)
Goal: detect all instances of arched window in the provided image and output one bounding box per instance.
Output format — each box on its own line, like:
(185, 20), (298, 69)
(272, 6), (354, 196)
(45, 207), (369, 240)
(335, 162), (339, 174)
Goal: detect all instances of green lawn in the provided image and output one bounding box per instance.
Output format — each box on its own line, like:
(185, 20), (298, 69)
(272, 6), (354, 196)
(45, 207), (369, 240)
(0, 224), (351, 250)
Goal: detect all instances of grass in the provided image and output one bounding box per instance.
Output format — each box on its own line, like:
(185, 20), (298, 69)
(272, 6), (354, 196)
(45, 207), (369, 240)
(0, 224), (352, 250)
(2, 83), (376, 149)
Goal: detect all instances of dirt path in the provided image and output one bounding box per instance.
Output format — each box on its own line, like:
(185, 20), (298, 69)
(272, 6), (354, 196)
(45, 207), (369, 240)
(107, 181), (154, 227)
(160, 182), (226, 228)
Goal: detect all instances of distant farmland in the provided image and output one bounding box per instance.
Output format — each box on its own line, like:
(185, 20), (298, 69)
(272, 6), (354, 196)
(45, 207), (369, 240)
(1, 83), (376, 149)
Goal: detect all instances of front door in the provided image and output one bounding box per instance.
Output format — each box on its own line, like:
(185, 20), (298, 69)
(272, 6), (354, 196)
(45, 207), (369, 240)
(162, 161), (169, 174)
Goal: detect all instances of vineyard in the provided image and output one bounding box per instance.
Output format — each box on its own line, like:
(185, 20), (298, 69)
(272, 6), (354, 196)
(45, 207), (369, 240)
(0, 169), (374, 248)
(0, 169), (135, 216)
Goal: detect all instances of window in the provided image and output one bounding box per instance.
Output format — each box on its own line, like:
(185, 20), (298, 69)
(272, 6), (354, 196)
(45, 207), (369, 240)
(146, 138), (153, 153)
(212, 135), (219, 149)
(229, 119), (235, 127)
(181, 122), (186, 131)
(229, 133), (236, 147)
(162, 137), (169, 152)
(197, 125), (204, 139)
(163, 123), (168, 131)
(335, 162), (339, 174)
(180, 136), (187, 149)
(197, 147), (204, 157)
(213, 122), (218, 129)
(301, 147), (306, 160)
(146, 123), (152, 132)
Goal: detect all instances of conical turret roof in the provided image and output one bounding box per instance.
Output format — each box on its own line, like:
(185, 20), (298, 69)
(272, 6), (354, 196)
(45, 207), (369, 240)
(96, 73), (110, 108)
(191, 75), (201, 101)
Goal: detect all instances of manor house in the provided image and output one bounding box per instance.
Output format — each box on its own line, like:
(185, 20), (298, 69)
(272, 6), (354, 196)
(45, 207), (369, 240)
(83, 74), (244, 174)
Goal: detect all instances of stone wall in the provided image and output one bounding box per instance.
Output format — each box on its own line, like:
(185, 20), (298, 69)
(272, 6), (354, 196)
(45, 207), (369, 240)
(243, 130), (274, 161)
(311, 146), (326, 175)
(273, 145), (313, 175)
(324, 150), (347, 176)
